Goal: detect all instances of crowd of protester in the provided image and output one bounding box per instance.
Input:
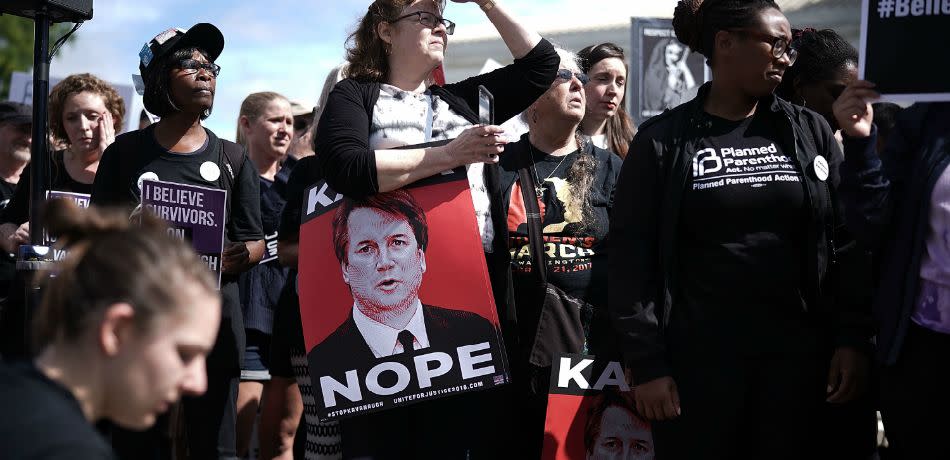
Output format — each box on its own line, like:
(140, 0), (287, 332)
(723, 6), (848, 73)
(0, 0), (947, 459)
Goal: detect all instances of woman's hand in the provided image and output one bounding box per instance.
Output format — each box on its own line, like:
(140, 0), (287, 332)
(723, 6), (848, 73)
(833, 80), (879, 138)
(634, 376), (681, 421)
(97, 110), (116, 153)
(440, 125), (508, 165)
(826, 346), (869, 404)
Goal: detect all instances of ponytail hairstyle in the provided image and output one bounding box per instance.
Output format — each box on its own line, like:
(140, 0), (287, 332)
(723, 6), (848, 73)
(578, 43), (636, 158)
(672, 0), (781, 67)
(775, 28), (858, 102)
(236, 91), (289, 147)
(33, 199), (217, 349)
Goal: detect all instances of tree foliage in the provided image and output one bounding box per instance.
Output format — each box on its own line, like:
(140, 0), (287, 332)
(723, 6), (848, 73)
(0, 15), (77, 98)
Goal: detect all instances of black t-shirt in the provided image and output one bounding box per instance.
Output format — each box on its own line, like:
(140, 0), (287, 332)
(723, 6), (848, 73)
(0, 179), (15, 211)
(0, 362), (116, 459)
(91, 124), (263, 244)
(239, 173), (290, 334)
(498, 136), (621, 354)
(2, 150), (93, 226)
(675, 112), (815, 351)
(91, 125), (263, 370)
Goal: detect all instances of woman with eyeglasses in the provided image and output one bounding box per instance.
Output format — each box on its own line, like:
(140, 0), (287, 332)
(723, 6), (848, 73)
(314, 0), (557, 458)
(91, 23), (264, 460)
(608, 1), (872, 458)
(578, 42), (636, 158)
(498, 48), (623, 458)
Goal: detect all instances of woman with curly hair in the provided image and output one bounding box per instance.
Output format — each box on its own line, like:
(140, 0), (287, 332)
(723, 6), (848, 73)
(0, 73), (124, 252)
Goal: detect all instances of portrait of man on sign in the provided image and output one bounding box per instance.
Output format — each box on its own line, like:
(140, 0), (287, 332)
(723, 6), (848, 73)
(309, 189), (498, 369)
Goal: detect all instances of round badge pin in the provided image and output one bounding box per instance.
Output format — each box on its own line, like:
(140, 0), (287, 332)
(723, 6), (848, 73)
(137, 172), (159, 190)
(813, 156), (829, 181)
(200, 161), (221, 182)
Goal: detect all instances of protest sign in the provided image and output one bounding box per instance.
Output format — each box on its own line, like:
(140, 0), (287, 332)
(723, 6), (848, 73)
(260, 231), (279, 264)
(859, 0), (950, 102)
(45, 191), (90, 260)
(297, 165), (509, 421)
(630, 18), (709, 125)
(543, 353), (654, 460)
(141, 180), (227, 287)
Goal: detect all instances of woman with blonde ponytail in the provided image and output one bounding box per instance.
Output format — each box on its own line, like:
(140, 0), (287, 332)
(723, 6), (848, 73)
(0, 200), (220, 458)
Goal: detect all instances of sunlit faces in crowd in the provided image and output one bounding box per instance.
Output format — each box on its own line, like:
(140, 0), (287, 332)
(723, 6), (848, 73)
(241, 98), (294, 163)
(101, 281), (221, 429)
(0, 120), (32, 163)
(719, 8), (794, 97)
(341, 207), (427, 319)
(61, 91), (112, 158)
(168, 50), (218, 115)
(379, 0), (451, 73)
(585, 56), (626, 120)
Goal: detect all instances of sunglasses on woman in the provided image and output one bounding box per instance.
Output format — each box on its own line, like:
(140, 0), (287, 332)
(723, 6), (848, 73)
(556, 69), (590, 85)
(176, 59), (222, 78)
(393, 11), (456, 35)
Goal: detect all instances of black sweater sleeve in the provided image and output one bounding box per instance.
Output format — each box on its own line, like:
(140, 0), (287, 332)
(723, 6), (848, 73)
(2, 163), (31, 226)
(228, 154), (264, 242)
(313, 78), (378, 198)
(441, 38), (559, 124)
(607, 126), (670, 384)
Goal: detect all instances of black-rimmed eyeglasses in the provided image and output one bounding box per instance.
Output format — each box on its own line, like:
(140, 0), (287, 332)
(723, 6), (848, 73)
(176, 59), (221, 77)
(730, 29), (799, 65)
(393, 11), (456, 35)
(556, 69), (589, 85)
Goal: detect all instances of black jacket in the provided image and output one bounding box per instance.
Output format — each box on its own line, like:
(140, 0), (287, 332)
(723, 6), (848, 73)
(840, 103), (950, 365)
(608, 83), (873, 383)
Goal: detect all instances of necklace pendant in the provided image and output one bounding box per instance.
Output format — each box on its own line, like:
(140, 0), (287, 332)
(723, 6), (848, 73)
(535, 187), (544, 200)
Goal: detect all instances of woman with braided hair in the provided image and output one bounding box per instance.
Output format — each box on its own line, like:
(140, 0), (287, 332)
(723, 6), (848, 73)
(608, 0), (872, 458)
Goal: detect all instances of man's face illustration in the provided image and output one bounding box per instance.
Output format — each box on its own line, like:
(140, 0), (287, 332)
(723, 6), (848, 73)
(342, 207), (426, 318)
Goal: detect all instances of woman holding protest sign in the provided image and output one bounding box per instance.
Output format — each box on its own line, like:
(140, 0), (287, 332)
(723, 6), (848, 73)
(0, 199), (220, 459)
(497, 47), (623, 458)
(91, 23), (264, 460)
(314, 0), (557, 457)
(0, 73), (125, 253)
(233, 91), (296, 459)
(608, 0), (872, 458)
(578, 42), (635, 158)
(834, 77), (950, 458)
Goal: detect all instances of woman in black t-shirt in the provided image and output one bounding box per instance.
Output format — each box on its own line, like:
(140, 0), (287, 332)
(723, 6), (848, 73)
(498, 48), (623, 458)
(0, 200), (220, 460)
(0, 73), (124, 252)
(90, 23), (264, 460)
(608, 1), (871, 458)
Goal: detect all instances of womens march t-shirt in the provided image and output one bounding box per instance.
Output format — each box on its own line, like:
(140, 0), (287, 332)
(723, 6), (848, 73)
(498, 136), (622, 314)
(675, 112), (812, 351)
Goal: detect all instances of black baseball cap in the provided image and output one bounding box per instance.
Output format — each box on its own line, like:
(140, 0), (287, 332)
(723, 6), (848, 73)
(138, 23), (225, 78)
(0, 102), (32, 126)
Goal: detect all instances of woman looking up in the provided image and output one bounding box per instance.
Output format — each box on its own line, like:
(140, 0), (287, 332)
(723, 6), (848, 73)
(578, 42), (635, 158)
(608, 0), (871, 458)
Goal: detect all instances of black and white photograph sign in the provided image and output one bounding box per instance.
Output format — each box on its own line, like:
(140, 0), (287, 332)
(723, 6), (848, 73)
(630, 17), (710, 125)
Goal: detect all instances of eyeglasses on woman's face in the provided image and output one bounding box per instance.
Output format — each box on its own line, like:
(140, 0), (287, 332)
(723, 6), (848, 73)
(393, 11), (456, 35)
(175, 59), (221, 78)
(556, 68), (590, 85)
(730, 29), (799, 65)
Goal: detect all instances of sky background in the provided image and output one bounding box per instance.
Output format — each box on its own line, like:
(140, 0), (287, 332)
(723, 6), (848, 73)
(39, 0), (679, 140)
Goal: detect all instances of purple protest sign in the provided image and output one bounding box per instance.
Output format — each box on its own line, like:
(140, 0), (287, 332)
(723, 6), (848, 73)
(141, 179), (227, 287)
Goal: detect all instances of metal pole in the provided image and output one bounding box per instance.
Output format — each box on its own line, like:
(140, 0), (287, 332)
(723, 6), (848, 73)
(29, 10), (50, 244)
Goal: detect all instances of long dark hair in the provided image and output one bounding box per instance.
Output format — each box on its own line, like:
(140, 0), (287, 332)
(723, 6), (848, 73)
(578, 43), (636, 159)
